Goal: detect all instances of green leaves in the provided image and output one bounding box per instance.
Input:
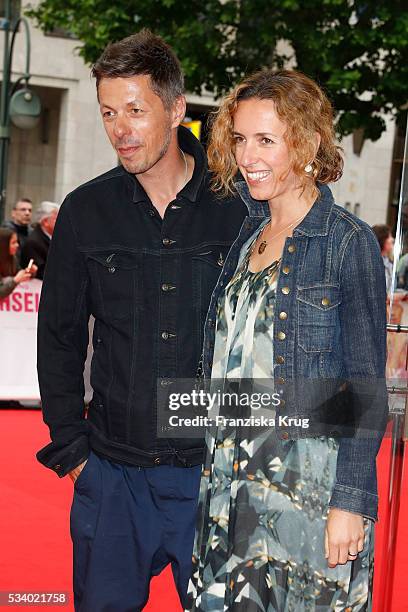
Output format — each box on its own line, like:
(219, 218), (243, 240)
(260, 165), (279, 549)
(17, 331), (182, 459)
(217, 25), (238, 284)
(26, 0), (408, 140)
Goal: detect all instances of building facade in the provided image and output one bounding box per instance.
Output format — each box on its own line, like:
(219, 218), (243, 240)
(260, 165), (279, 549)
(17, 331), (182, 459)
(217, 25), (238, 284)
(0, 0), (403, 228)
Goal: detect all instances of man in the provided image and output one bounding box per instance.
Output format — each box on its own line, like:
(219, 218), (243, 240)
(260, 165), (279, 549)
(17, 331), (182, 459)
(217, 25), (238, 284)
(37, 30), (246, 611)
(20, 201), (59, 279)
(3, 197), (33, 253)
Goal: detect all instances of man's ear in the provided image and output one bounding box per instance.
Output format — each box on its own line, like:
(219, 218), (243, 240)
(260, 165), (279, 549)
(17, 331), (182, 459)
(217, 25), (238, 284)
(171, 95), (187, 129)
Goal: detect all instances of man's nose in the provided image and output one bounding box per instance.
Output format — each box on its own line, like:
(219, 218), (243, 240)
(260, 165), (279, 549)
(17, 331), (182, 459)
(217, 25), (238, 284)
(113, 114), (132, 139)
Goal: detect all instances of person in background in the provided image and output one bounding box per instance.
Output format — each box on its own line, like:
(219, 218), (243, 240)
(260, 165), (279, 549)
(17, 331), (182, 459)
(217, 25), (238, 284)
(0, 227), (37, 298)
(2, 197), (33, 254)
(20, 201), (60, 280)
(372, 224), (395, 293)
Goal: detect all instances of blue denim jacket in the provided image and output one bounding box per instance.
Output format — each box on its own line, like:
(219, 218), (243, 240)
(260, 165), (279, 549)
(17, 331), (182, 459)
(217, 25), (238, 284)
(201, 182), (388, 521)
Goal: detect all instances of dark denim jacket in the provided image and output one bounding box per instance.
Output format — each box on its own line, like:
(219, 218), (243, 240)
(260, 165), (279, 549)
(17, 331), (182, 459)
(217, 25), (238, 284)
(200, 181), (388, 521)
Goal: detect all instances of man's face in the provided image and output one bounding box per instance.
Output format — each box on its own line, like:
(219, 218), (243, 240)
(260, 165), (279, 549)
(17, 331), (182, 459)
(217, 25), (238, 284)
(12, 201), (32, 226)
(98, 75), (178, 175)
(42, 210), (59, 236)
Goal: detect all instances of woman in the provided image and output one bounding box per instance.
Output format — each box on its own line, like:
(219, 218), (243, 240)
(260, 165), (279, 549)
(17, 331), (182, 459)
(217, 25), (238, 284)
(186, 70), (388, 611)
(0, 228), (37, 298)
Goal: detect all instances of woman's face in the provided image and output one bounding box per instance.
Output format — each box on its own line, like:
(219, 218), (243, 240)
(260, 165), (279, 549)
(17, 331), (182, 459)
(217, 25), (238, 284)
(384, 234), (394, 257)
(233, 98), (297, 202)
(9, 233), (19, 256)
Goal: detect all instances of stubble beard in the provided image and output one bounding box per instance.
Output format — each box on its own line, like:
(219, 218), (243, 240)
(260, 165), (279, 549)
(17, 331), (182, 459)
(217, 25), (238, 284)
(120, 124), (172, 176)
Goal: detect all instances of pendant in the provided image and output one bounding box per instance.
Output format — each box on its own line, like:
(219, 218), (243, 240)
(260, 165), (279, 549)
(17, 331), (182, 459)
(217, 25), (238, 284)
(258, 241), (267, 254)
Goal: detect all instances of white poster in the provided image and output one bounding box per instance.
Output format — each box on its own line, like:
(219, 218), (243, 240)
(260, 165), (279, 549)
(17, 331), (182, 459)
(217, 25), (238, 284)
(0, 279), (42, 400)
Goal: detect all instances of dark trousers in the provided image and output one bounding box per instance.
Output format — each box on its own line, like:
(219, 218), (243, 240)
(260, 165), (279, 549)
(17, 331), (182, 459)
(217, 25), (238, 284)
(70, 451), (201, 611)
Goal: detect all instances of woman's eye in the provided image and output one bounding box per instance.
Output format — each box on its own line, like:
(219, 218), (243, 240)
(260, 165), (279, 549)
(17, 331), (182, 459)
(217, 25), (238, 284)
(261, 137), (274, 145)
(131, 108), (142, 114)
(233, 136), (244, 144)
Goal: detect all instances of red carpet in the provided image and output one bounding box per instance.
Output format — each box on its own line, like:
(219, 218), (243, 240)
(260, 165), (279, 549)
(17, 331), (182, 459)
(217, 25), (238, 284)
(0, 410), (406, 611)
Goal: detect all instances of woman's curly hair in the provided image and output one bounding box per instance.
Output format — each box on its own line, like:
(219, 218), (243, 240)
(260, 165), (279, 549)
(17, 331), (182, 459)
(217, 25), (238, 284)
(208, 69), (343, 196)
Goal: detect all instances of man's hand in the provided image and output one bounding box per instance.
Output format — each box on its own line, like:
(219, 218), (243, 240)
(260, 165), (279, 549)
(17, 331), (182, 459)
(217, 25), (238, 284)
(325, 507), (365, 568)
(68, 459), (88, 484)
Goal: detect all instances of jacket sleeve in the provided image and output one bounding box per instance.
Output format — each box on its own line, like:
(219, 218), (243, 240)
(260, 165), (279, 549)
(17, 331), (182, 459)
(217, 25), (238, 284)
(36, 196), (91, 477)
(328, 225), (389, 521)
(0, 276), (17, 298)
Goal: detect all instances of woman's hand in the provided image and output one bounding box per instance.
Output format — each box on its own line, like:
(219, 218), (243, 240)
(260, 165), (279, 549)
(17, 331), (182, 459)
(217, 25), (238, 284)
(13, 269), (32, 284)
(28, 263), (38, 277)
(325, 507), (365, 568)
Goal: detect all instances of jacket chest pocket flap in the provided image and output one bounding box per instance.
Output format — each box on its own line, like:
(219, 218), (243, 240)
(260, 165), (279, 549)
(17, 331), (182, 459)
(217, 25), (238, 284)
(296, 284), (341, 352)
(192, 247), (227, 310)
(86, 251), (141, 319)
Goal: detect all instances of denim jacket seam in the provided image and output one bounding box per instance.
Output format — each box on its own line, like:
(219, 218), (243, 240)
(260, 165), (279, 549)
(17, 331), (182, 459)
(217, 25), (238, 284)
(338, 226), (359, 283)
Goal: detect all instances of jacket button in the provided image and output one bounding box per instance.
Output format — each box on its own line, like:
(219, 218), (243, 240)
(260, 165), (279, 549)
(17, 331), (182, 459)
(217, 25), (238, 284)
(53, 464), (62, 472)
(276, 355), (285, 364)
(287, 244), (296, 253)
(280, 431), (289, 440)
(154, 457), (161, 465)
(281, 286), (290, 295)
(148, 210), (155, 217)
(162, 283), (170, 291)
(277, 377), (285, 385)
(160, 379), (173, 387)
(208, 319), (215, 328)
(277, 331), (286, 340)
(161, 331), (169, 340)
(162, 238), (176, 246)
(282, 265), (290, 274)
(279, 311), (287, 320)
(321, 297), (330, 306)
(108, 266), (115, 273)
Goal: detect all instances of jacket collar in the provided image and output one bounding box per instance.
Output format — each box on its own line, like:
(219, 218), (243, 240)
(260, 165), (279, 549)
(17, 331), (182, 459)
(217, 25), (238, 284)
(235, 180), (336, 237)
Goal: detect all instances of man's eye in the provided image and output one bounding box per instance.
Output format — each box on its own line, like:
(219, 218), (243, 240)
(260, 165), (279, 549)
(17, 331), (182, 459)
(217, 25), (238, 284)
(103, 111), (114, 119)
(131, 108), (142, 114)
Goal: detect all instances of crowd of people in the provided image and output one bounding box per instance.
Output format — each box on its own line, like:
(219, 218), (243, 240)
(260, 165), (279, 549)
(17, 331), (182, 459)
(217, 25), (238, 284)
(0, 198), (60, 298)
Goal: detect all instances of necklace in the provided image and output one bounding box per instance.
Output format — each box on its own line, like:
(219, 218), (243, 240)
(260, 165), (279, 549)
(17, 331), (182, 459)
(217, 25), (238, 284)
(257, 211), (308, 255)
(178, 147), (188, 189)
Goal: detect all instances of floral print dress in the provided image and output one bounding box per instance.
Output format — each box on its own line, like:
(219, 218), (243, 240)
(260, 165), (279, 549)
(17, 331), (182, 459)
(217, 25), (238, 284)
(186, 229), (374, 612)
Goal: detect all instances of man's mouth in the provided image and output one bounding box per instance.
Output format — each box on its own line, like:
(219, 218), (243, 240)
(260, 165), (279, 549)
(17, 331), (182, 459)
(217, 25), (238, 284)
(116, 145), (140, 157)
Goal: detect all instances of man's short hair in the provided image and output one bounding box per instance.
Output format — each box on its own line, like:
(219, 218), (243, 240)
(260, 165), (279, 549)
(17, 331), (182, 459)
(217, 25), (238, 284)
(91, 29), (184, 110)
(35, 201), (60, 224)
(13, 198), (32, 209)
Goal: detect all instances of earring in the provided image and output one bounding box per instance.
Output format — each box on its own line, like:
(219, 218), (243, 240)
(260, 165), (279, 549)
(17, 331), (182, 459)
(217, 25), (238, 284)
(304, 163), (313, 173)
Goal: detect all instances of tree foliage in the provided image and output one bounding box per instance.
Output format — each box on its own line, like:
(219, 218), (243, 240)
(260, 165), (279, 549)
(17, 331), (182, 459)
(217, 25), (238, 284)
(27, 0), (408, 140)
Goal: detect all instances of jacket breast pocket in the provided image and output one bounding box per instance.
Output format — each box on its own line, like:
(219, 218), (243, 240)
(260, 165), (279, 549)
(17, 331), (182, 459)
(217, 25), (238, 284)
(192, 247), (227, 312)
(296, 284), (341, 352)
(86, 251), (141, 321)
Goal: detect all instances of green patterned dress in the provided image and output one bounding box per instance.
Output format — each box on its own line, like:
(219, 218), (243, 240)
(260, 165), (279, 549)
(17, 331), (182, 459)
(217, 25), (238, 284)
(186, 230), (375, 612)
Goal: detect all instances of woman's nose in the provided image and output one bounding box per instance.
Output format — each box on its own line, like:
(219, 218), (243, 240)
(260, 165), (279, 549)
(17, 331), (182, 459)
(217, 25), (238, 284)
(237, 143), (258, 168)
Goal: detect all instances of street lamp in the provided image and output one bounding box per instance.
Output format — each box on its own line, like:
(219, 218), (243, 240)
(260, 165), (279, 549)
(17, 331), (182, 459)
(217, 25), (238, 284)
(0, 0), (41, 224)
